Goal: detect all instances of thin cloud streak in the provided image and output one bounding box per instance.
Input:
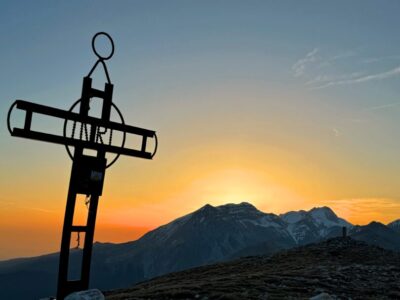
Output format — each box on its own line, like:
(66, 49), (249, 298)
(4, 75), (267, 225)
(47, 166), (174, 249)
(0, 200), (55, 213)
(0, 200), (14, 206)
(316, 51), (357, 69)
(362, 55), (400, 64)
(293, 49), (400, 90)
(324, 198), (400, 225)
(292, 48), (319, 77)
(306, 72), (364, 86)
(331, 128), (341, 137)
(329, 51), (357, 61)
(312, 65), (400, 89)
(21, 206), (56, 213)
(363, 101), (400, 112)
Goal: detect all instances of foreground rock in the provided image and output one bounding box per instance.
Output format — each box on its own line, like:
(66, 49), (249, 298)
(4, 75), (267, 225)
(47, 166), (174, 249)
(105, 237), (400, 299)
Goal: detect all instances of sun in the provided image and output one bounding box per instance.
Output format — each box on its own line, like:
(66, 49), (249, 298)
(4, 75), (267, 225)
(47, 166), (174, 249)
(188, 168), (306, 214)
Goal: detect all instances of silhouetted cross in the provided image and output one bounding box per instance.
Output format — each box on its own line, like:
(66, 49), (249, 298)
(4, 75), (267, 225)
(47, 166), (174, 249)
(7, 32), (158, 299)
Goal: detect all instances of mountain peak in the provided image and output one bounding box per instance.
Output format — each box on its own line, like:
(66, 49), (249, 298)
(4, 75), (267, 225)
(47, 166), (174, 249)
(198, 203), (215, 211)
(388, 219), (400, 234)
(308, 206), (353, 228)
(309, 206), (335, 214)
(309, 206), (338, 219)
(366, 221), (386, 228)
(218, 201), (257, 209)
(388, 219), (400, 226)
(196, 202), (259, 214)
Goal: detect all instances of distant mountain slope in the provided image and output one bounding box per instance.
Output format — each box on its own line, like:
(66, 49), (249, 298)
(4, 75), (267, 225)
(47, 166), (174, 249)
(105, 237), (400, 300)
(0, 202), (399, 300)
(280, 206), (352, 245)
(349, 221), (400, 250)
(100, 202), (296, 281)
(388, 219), (400, 234)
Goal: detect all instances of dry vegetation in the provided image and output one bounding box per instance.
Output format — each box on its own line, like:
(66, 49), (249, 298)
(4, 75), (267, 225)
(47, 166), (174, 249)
(105, 237), (400, 300)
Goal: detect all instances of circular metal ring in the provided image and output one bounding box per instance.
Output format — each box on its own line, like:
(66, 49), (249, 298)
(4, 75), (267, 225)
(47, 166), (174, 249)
(63, 99), (80, 160)
(106, 102), (125, 168)
(151, 132), (158, 158)
(7, 100), (18, 135)
(92, 32), (114, 61)
(63, 99), (126, 169)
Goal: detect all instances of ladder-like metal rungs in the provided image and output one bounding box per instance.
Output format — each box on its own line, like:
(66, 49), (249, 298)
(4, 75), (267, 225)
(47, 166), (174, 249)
(71, 226), (87, 232)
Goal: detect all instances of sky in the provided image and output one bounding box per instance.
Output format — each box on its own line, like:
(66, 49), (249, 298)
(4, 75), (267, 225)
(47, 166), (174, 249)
(1, 1), (400, 260)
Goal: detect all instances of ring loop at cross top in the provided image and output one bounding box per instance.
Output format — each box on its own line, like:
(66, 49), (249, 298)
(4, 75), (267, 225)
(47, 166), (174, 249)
(87, 32), (114, 83)
(92, 32), (114, 60)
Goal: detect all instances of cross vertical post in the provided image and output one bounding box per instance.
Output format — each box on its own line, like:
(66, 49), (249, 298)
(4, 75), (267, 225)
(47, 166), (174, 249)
(6, 32), (158, 299)
(57, 77), (112, 299)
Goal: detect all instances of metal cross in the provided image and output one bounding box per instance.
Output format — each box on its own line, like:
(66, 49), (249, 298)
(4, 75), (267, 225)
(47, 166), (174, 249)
(7, 32), (158, 299)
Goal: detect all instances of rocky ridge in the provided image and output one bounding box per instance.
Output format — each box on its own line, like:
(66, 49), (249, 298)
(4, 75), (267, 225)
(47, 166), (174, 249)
(106, 237), (400, 300)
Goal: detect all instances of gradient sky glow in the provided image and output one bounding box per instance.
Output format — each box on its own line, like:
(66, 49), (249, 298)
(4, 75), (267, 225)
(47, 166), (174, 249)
(1, 1), (400, 259)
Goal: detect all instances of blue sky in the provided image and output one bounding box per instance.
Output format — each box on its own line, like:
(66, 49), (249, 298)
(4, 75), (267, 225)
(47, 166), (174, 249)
(1, 1), (400, 259)
(2, 1), (400, 116)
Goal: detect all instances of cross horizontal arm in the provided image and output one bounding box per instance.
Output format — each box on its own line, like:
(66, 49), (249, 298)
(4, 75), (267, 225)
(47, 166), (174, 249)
(15, 100), (155, 137)
(8, 100), (157, 159)
(12, 128), (153, 159)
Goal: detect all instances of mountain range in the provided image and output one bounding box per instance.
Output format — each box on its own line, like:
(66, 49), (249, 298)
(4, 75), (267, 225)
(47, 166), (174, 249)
(0, 202), (399, 299)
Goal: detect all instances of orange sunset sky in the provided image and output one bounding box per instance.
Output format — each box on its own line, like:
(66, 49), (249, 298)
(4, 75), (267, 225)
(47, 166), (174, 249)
(1, 1), (400, 260)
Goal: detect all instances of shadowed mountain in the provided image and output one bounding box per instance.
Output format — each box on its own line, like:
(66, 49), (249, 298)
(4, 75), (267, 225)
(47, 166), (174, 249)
(388, 219), (400, 234)
(0, 202), (399, 299)
(349, 221), (400, 250)
(88, 202), (296, 288)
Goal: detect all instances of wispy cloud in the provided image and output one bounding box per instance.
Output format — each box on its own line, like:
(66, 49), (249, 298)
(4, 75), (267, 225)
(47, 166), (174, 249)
(312, 65), (400, 90)
(20, 206), (55, 213)
(324, 198), (400, 225)
(331, 128), (341, 137)
(293, 49), (400, 90)
(0, 200), (14, 209)
(306, 72), (364, 86)
(317, 50), (357, 69)
(362, 55), (400, 64)
(0, 200), (55, 213)
(330, 50), (357, 61)
(362, 101), (400, 112)
(292, 48), (319, 77)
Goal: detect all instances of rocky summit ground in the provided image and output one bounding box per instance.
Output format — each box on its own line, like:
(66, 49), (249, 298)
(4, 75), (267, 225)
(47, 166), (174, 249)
(105, 237), (400, 300)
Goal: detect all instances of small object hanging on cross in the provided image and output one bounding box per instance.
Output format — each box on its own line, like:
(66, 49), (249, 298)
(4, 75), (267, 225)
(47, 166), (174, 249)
(76, 232), (80, 249)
